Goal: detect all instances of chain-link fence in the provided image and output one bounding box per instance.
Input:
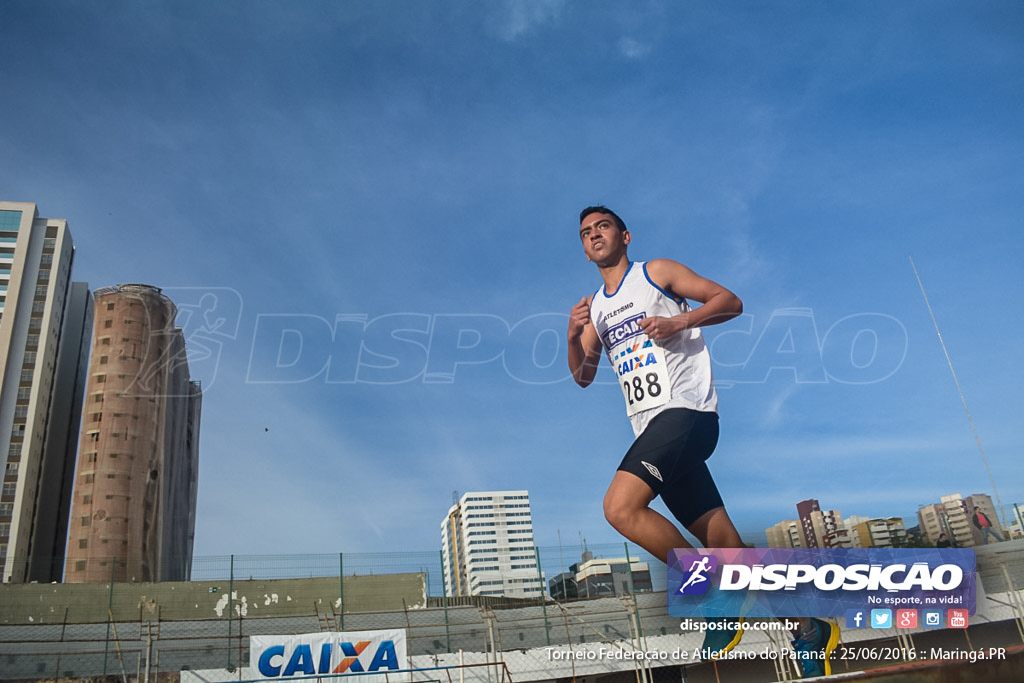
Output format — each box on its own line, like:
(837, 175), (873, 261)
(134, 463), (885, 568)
(0, 542), (672, 681)
(3, 541), (1024, 682)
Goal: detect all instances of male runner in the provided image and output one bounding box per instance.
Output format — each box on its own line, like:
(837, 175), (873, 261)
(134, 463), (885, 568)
(567, 206), (838, 678)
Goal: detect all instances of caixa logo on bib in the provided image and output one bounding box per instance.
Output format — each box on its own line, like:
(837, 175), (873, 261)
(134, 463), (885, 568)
(250, 630), (406, 677)
(667, 548), (976, 619)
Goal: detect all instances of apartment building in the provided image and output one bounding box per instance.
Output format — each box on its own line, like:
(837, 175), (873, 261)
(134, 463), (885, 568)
(0, 202), (92, 583)
(64, 284), (200, 583)
(441, 490), (541, 599)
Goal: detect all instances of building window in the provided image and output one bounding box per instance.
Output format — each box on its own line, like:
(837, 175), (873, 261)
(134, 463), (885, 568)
(75, 561), (85, 572)
(103, 319), (112, 328)
(78, 539), (87, 549)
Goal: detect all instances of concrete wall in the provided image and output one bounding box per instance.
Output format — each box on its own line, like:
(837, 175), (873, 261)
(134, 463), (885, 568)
(0, 572), (427, 624)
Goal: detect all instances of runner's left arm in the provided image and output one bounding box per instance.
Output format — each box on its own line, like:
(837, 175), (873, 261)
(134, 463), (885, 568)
(638, 259), (743, 341)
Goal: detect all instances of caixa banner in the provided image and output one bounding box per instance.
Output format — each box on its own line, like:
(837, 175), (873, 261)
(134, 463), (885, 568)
(250, 629), (406, 679)
(667, 548), (975, 618)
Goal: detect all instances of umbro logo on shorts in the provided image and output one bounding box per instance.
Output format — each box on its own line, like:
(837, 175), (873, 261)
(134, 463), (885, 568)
(641, 461), (663, 482)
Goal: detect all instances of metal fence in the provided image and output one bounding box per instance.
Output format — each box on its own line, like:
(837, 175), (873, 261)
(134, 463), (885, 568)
(0, 542), (671, 681)
(3, 541), (1024, 683)
(0, 592), (696, 682)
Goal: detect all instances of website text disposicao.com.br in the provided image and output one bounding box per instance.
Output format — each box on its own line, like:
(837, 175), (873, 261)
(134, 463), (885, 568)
(679, 618), (802, 633)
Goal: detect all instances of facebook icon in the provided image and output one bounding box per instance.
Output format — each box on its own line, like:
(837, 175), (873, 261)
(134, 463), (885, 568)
(845, 609), (866, 629)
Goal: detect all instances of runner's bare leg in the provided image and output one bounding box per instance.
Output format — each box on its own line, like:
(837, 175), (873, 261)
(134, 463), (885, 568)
(604, 471), (692, 560)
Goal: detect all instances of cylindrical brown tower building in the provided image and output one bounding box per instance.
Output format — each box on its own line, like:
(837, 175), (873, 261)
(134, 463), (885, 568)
(65, 284), (201, 583)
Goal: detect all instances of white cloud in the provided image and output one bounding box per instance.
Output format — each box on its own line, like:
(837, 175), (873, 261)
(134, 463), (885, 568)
(757, 384), (799, 430)
(618, 37), (651, 60)
(494, 0), (568, 41)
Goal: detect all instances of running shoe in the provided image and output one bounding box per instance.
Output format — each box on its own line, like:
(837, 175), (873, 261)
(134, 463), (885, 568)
(791, 617), (840, 678)
(701, 617), (743, 659)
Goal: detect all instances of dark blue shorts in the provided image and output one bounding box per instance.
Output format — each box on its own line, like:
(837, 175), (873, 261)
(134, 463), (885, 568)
(617, 407), (724, 528)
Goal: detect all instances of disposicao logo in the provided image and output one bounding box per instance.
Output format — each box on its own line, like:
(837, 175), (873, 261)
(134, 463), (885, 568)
(677, 555), (718, 595)
(667, 548), (976, 619)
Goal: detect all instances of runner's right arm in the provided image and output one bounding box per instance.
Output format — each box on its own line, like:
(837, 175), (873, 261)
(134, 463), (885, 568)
(568, 295), (603, 388)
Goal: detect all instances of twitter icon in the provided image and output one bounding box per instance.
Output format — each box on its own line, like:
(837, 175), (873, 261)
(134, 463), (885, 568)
(870, 609), (893, 629)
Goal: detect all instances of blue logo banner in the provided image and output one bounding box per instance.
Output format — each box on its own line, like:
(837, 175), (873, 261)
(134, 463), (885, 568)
(667, 548), (976, 618)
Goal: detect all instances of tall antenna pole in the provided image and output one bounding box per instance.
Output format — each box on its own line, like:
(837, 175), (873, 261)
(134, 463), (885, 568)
(909, 255), (1008, 529)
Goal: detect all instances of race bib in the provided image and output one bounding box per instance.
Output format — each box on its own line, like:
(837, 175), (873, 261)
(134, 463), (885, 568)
(614, 340), (671, 416)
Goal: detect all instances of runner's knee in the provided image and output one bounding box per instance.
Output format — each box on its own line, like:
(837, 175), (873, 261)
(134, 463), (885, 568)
(603, 492), (635, 533)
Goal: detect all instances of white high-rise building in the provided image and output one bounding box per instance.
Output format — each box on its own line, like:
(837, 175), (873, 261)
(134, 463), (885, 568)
(441, 490), (543, 599)
(0, 202), (92, 583)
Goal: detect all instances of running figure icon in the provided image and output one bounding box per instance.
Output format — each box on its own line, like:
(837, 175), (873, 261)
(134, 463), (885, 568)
(679, 556), (713, 593)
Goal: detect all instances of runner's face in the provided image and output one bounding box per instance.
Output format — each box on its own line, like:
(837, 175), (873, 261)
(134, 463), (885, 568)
(579, 212), (628, 264)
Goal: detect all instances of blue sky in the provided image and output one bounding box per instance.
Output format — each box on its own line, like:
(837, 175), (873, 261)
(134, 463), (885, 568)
(2, 1), (1021, 559)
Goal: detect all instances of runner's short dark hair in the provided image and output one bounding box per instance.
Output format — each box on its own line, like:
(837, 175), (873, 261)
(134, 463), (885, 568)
(580, 205), (627, 233)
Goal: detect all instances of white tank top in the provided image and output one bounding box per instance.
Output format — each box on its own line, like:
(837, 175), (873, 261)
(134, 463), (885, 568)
(589, 261), (718, 437)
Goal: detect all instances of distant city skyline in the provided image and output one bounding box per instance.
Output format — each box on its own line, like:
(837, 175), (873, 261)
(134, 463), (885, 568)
(764, 491), (1015, 550)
